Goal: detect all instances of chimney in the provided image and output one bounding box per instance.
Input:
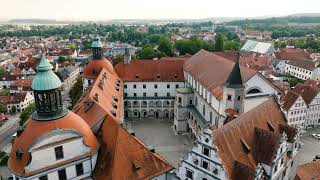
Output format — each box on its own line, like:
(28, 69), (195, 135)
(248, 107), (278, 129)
(124, 46), (131, 64)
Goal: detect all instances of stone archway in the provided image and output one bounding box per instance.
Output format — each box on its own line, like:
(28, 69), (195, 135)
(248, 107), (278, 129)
(155, 109), (163, 118)
(156, 101), (162, 108)
(163, 109), (170, 118)
(149, 101), (155, 108)
(170, 110), (174, 118)
(132, 109), (140, 118)
(141, 109), (148, 118)
(148, 109), (155, 117)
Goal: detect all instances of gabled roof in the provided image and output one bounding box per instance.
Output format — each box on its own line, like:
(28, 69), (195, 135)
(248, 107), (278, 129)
(213, 98), (291, 179)
(93, 116), (174, 180)
(74, 68), (123, 128)
(184, 50), (256, 99)
(296, 160), (320, 180)
(275, 48), (311, 61)
(114, 60), (185, 82)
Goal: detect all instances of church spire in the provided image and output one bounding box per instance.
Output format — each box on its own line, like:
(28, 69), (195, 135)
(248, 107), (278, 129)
(91, 35), (103, 59)
(31, 52), (68, 120)
(225, 53), (244, 88)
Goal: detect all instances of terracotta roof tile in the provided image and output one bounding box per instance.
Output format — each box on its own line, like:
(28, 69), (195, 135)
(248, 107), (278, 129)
(184, 50), (256, 99)
(93, 116), (174, 180)
(82, 58), (116, 79)
(114, 60), (185, 82)
(296, 160), (320, 180)
(75, 68), (123, 127)
(213, 98), (288, 179)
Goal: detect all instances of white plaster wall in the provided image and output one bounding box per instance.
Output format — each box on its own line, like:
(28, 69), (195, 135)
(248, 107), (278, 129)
(245, 73), (280, 97)
(26, 138), (91, 172)
(124, 82), (184, 97)
(286, 96), (307, 128)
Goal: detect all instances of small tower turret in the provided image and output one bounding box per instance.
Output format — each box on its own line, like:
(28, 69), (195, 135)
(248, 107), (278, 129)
(223, 53), (245, 113)
(31, 52), (68, 120)
(124, 46), (131, 64)
(91, 35), (103, 59)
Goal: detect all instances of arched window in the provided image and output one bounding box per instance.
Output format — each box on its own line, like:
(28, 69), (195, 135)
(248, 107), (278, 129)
(247, 88), (262, 94)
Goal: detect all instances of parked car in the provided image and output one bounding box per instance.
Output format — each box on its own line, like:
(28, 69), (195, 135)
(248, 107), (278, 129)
(312, 133), (320, 139)
(313, 155), (320, 161)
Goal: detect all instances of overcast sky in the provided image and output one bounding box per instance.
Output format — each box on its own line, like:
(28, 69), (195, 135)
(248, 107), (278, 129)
(1, 0), (319, 20)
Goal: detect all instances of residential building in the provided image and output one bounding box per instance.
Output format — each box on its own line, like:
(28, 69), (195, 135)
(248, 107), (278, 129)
(284, 60), (320, 80)
(10, 79), (33, 95)
(281, 81), (320, 129)
(0, 92), (34, 113)
(176, 98), (301, 180)
(57, 66), (80, 92)
(243, 31), (272, 40)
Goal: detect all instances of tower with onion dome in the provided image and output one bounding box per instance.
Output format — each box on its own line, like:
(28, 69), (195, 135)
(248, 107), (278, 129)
(8, 53), (99, 180)
(82, 35), (115, 91)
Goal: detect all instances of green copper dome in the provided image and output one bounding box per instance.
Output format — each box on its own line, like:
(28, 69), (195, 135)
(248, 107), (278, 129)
(31, 53), (62, 91)
(91, 35), (103, 48)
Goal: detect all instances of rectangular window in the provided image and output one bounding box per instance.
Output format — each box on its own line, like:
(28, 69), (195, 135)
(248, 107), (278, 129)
(167, 84), (170, 89)
(227, 95), (232, 101)
(143, 84), (146, 89)
(58, 169), (67, 180)
(155, 93), (158, 97)
(176, 84), (179, 88)
(143, 93), (146, 97)
(76, 163), (84, 176)
(189, 100), (193, 105)
(167, 93), (170, 97)
(178, 97), (182, 103)
(202, 160), (209, 170)
(55, 146), (64, 160)
(154, 84), (158, 89)
(124, 84), (127, 89)
(124, 93), (127, 97)
(133, 84), (137, 89)
(186, 168), (193, 179)
(39, 175), (48, 180)
(134, 93), (137, 97)
(203, 147), (210, 157)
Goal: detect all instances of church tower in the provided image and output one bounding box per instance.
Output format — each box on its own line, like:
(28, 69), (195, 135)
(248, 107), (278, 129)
(223, 54), (245, 114)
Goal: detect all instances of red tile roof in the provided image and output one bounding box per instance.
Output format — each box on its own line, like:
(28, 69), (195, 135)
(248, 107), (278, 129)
(82, 58), (116, 79)
(213, 98), (291, 179)
(114, 60), (185, 82)
(184, 50), (256, 99)
(74, 68), (123, 127)
(295, 160), (320, 180)
(275, 48), (311, 61)
(93, 116), (174, 180)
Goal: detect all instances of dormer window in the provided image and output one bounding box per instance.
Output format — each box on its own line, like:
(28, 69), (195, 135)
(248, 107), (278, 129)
(240, 138), (250, 154)
(157, 74), (160, 79)
(111, 110), (117, 117)
(92, 69), (96, 75)
(16, 148), (24, 161)
(135, 75), (139, 79)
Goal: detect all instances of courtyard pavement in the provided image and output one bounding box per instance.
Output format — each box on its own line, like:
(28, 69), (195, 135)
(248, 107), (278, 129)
(298, 126), (320, 165)
(126, 118), (192, 168)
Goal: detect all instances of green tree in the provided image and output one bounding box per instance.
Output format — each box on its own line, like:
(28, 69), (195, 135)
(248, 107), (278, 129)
(19, 103), (36, 125)
(68, 43), (76, 50)
(0, 103), (7, 113)
(10, 105), (16, 114)
(158, 37), (174, 57)
(215, 33), (224, 51)
(136, 45), (164, 59)
(224, 40), (240, 51)
(0, 67), (7, 77)
(175, 38), (214, 55)
(69, 76), (83, 108)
